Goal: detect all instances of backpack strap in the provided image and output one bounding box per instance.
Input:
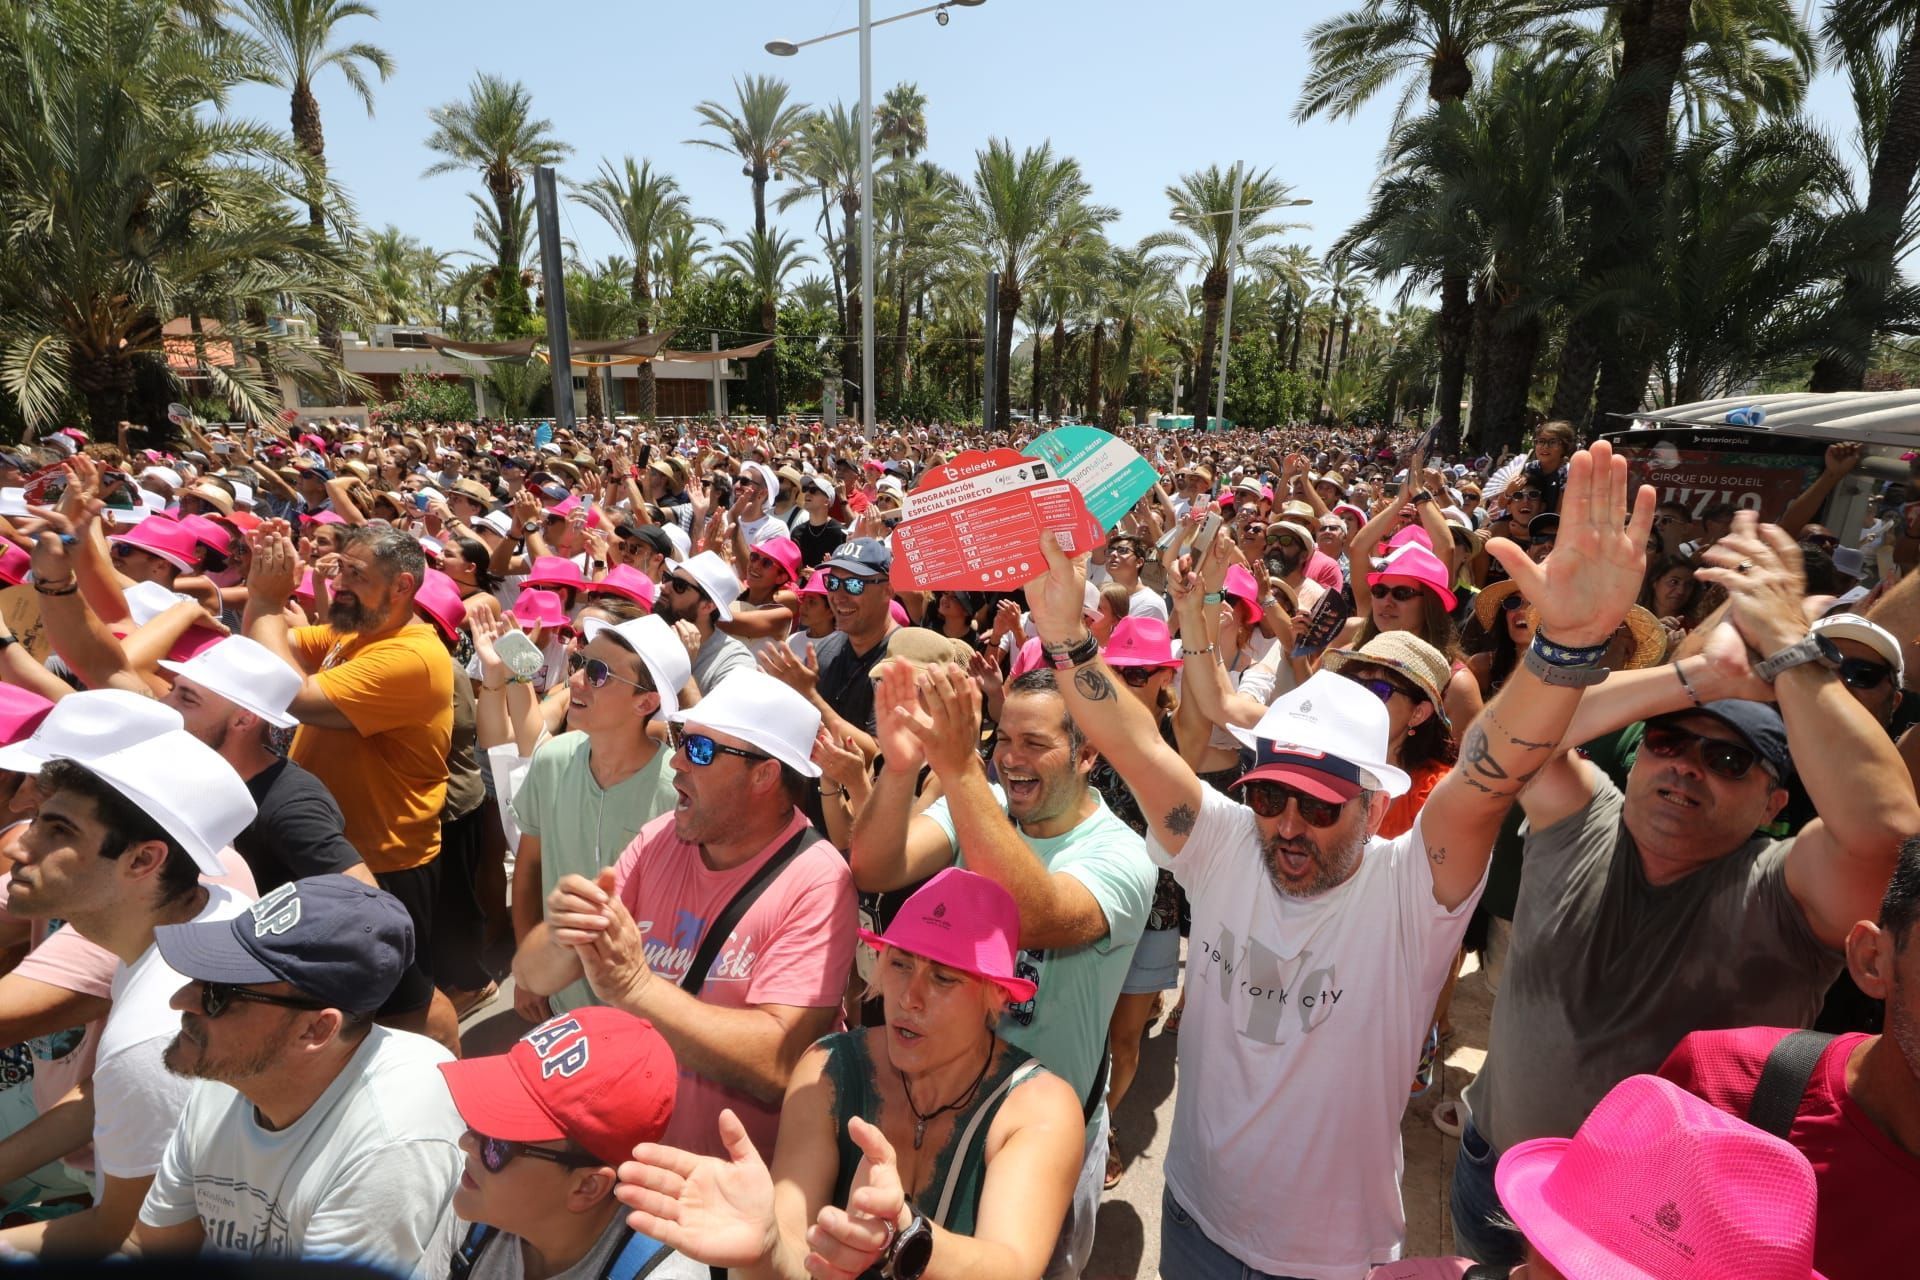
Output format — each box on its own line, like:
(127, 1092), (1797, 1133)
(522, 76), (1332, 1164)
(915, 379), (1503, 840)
(931, 1059), (1045, 1227)
(680, 823), (823, 998)
(1745, 1029), (1836, 1140)
(598, 1224), (673, 1280)
(446, 1223), (499, 1280)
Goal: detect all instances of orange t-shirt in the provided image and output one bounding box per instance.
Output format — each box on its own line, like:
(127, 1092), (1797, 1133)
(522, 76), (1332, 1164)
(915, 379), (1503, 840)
(1379, 757), (1448, 840)
(289, 622), (452, 873)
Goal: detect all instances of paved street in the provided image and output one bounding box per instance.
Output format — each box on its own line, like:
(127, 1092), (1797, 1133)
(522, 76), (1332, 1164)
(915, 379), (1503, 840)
(466, 947), (1497, 1279)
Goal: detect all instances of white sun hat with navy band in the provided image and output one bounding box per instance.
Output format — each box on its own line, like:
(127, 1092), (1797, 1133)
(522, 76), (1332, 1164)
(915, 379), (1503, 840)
(1226, 669), (1412, 801)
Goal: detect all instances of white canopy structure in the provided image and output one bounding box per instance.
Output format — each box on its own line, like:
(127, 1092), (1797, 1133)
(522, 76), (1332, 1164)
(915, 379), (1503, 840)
(1618, 391), (1920, 449)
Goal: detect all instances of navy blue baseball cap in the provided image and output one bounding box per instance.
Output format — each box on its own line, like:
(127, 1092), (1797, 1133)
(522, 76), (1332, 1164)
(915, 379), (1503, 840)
(155, 875), (415, 1015)
(1651, 699), (1793, 782)
(823, 537), (892, 577)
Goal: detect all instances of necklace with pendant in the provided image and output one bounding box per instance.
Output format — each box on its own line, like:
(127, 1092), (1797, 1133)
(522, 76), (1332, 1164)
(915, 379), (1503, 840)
(898, 1039), (995, 1150)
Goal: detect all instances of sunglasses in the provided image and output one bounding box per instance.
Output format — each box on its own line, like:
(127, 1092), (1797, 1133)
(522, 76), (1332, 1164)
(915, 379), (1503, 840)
(824, 573), (876, 595)
(1640, 723), (1765, 781)
(1348, 675), (1419, 705)
(199, 980), (327, 1019)
(1118, 665), (1173, 687)
(568, 651), (652, 692)
(1529, 534), (1557, 548)
(470, 1130), (599, 1174)
(669, 723), (770, 766)
(1802, 534), (1839, 550)
(1369, 584), (1425, 603)
(1501, 593), (1529, 613)
(1514, 488), (1548, 503)
(1241, 781), (1346, 828)
(1839, 656), (1894, 691)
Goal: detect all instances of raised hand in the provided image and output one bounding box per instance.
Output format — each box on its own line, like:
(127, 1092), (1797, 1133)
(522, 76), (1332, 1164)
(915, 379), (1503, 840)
(1027, 532), (1092, 646)
(1485, 440), (1654, 648)
(616, 1110), (778, 1268)
(811, 727), (869, 790)
(873, 659), (929, 775)
(247, 522), (302, 606)
(899, 661), (984, 782)
(758, 641), (820, 699)
(1694, 511), (1809, 657)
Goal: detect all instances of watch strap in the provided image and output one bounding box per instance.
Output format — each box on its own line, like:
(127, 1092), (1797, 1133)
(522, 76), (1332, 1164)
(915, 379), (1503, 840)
(1522, 643), (1609, 687)
(1753, 634), (1831, 684)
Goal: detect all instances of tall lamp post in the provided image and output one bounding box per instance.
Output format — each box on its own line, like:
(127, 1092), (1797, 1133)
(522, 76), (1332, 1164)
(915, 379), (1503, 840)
(1173, 170), (1311, 428)
(769, 0), (986, 432)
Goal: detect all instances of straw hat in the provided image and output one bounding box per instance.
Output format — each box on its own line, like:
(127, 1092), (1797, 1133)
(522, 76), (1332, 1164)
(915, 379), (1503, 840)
(1322, 631), (1452, 723)
(1473, 579), (1526, 633)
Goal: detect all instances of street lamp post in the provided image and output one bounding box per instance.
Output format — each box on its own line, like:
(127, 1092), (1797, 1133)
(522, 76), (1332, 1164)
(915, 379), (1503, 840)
(769, 0), (985, 431)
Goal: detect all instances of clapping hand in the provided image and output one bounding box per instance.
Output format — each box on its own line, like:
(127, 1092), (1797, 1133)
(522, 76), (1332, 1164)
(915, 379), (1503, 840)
(1694, 511), (1809, 657)
(896, 661), (984, 782)
(807, 1116), (907, 1279)
(616, 1110), (778, 1268)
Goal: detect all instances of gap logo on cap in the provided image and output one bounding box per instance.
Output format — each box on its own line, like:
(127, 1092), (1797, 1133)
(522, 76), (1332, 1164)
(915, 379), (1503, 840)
(251, 883), (302, 937)
(525, 1015), (591, 1079)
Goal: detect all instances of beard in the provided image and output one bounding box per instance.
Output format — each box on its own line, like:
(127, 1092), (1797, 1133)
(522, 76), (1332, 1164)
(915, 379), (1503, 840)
(164, 1015), (285, 1083)
(328, 585), (387, 632)
(1261, 821), (1368, 899)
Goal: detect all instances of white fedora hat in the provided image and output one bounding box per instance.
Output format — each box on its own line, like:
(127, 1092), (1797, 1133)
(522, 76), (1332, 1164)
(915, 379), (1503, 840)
(668, 551), (743, 623)
(669, 670), (821, 777)
(0, 689), (183, 774)
(582, 615), (692, 719)
(158, 636), (301, 730)
(78, 730), (256, 875)
(1227, 669), (1412, 799)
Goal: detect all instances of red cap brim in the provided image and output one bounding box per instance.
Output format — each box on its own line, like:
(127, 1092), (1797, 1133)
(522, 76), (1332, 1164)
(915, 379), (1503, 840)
(1232, 762), (1363, 802)
(437, 1054), (565, 1146)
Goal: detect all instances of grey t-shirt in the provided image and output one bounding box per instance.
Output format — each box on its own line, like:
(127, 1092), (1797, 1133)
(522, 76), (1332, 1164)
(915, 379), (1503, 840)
(692, 627), (755, 692)
(1464, 775), (1840, 1152)
(464, 1211), (707, 1280)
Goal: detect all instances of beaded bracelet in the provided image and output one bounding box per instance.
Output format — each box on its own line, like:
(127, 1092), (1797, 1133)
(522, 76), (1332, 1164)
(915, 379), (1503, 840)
(1532, 632), (1611, 667)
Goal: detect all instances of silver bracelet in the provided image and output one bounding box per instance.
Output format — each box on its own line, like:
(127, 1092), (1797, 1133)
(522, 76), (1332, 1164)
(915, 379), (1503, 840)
(1672, 659), (1702, 706)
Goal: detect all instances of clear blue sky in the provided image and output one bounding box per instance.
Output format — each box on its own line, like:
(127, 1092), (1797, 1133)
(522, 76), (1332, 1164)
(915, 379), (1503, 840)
(225, 0), (1861, 307)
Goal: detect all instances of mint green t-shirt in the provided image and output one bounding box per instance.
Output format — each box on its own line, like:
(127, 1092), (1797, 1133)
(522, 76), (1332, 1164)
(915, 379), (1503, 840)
(920, 786), (1154, 1104)
(511, 731), (678, 1013)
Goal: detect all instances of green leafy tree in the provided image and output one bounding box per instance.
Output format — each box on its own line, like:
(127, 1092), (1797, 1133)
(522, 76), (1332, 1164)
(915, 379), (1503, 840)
(375, 367), (476, 424)
(718, 229), (814, 416)
(423, 74), (572, 338)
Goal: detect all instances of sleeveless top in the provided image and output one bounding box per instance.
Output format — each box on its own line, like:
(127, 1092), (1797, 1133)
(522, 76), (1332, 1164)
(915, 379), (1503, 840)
(820, 1030), (1037, 1243)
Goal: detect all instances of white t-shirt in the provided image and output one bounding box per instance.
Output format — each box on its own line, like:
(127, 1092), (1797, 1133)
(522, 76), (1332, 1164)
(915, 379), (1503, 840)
(739, 513), (788, 545)
(461, 1211), (710, 1280)
(138, 1026), (464, 1271)
(1148, 788), (1484, 1279)
(1127, 586), (1169, 622)
(93, 885), (253, 1189)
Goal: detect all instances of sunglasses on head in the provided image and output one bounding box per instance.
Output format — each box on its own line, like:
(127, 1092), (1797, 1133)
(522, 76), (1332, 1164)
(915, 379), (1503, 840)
(1241, 781), (1347, 828)
(1118, 665), (1173, 687)
(824, 573), (876, 595)
(1839, 656), (1893, 691)
(469, 1130), (599, 1175)
(199, 980), (327, 1020)
(1369, 584), (1425, 603)
(1640, 723), (1766, 781)
(568, 651), (652, 692)
(669, 722), (770, 766)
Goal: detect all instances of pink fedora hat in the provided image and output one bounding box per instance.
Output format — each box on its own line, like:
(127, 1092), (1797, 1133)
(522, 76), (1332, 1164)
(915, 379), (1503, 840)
(1104, 616), (1181, 669)
(1368, 543), (1457, 611)
(857, 868), (1036, 1004)
(750, 535), (803, 583)
(108, 516), (201, 573)
(0, 684), (55, 747)
(0, 542), (28, 587)
(521, 555), (587, 593)
(414, 569), (466, 642)
(1498, 1074), (1824, 1280)
(511, 588), (568, 631)
(584, 563), (657, 611)
(798, 568), (832, 597)
(1385, 524), (1435, 552)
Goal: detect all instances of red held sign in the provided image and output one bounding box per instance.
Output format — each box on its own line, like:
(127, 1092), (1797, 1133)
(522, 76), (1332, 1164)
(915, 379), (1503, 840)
(889, 449), (1105, 591)
(1621, 446), (1819, 520)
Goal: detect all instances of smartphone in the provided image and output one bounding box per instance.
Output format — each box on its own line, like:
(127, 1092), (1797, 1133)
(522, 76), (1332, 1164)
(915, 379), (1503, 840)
(215, 441), (233, 455)
(1190, 513), (1223, 555)
(413, 492), (431, 512)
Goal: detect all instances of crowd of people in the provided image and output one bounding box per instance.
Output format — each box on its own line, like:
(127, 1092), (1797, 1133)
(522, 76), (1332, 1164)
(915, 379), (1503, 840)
(0, 406), (1907, 1280)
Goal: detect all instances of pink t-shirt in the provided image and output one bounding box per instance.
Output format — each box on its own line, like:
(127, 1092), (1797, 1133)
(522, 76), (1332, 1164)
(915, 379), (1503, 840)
(1305, 546), (1345, 591)
(613, 810), (856, 1160)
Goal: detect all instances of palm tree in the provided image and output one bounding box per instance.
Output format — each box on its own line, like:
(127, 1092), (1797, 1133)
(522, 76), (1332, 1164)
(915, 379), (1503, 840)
(1099, 239), (1179, 428)
(653, 220), (711, 299)
(687, 75), (811, 235)
(1294, 0), (1558, 125)
(571, 158), (710, 419)
(880, 161), (958, 413)
(0, 0), (364, 430)
(875, 82), (929, 411)
(564, 265), (635, 421)
(1165, 164), (1299, 430)
(366, 225), (431, 324)
(719, 229), (814, 415)
(777, 105), (869, 420)
(1810, 0), (1920, 389)
(957, 140), (1110, 430)
(423, 74), (572, 337)
(230, 0), (391, 355)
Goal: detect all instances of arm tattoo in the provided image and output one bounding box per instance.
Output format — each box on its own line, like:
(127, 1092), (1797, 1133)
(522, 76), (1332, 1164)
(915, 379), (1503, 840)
(1164, 803), (1197, 835)
(1073, 666), (1116, 702)
(1461, 726), (1509, 780)
(1429, 844), (1448, 865)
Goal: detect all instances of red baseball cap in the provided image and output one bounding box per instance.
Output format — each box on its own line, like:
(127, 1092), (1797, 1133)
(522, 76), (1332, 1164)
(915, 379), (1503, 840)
(437, 1007), (677, 1167)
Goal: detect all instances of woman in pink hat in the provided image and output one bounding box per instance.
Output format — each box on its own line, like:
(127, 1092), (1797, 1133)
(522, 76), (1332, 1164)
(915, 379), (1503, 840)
(617, 869), (1085, 1280)
(1332, 542), (1484, 731)
(718, 533), (800, 652)
(785, 568), (838, 660)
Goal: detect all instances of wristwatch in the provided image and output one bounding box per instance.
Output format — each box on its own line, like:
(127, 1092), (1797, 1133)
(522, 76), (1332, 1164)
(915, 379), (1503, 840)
(1754, 632), (1841, 684)
(1412, 489), (1434, 505)
(881, 1208), (933, 1280)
